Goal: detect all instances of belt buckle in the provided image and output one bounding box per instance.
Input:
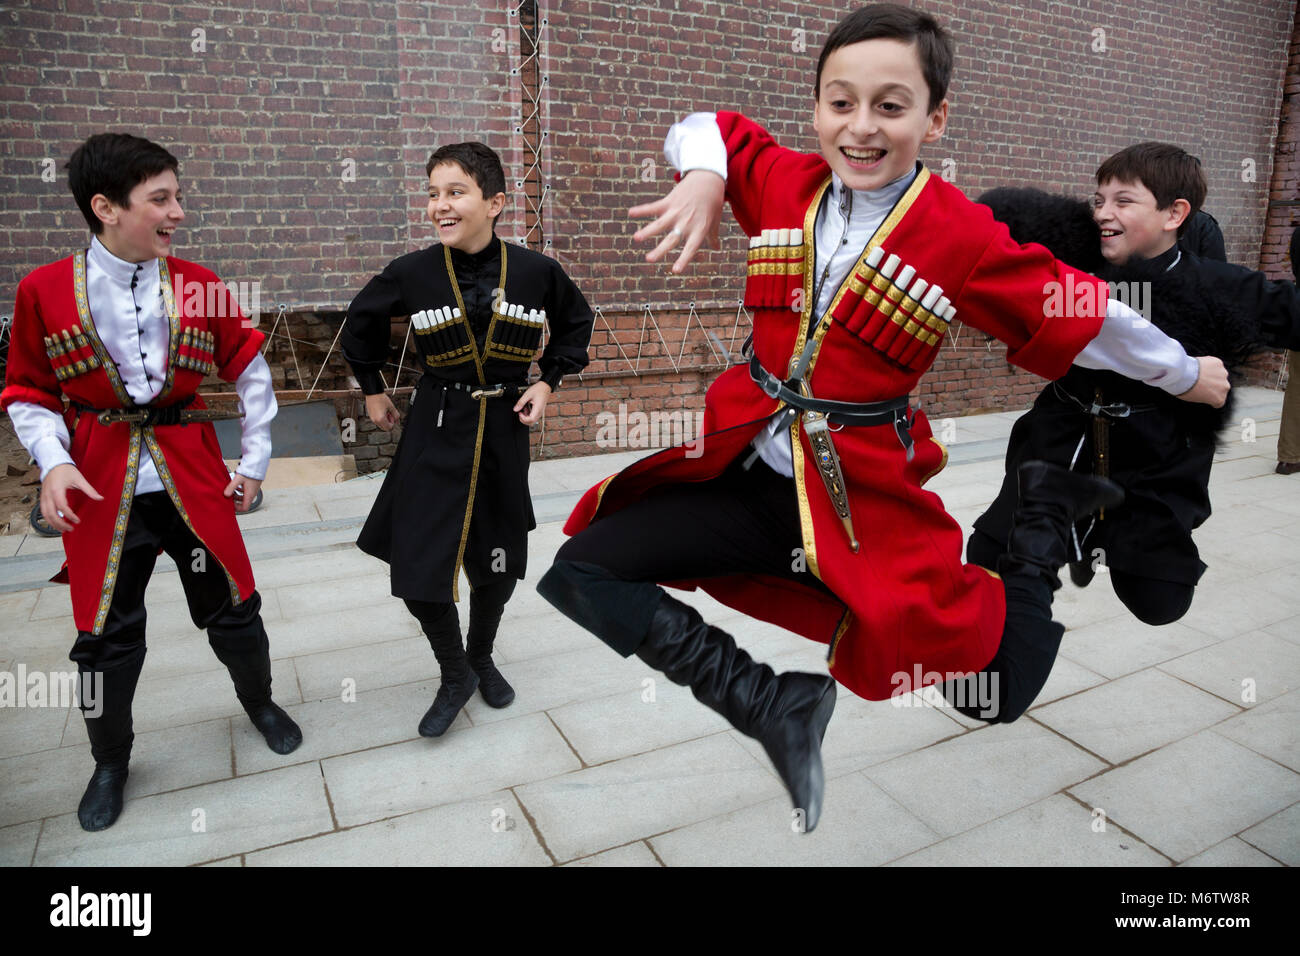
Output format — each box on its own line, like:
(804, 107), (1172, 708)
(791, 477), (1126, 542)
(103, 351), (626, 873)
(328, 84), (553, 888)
(470, 386), (504, 400)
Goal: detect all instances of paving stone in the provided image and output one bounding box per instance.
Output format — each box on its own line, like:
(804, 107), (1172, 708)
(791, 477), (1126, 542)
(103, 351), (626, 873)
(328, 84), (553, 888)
(888, 794), (1167, 866)
(1238, 802), (1300, 865)
(33, 762), (334, 866)
(322, 712), (580, 828)
(0, 822), (40, 866)
(245, 790), (550, 866)
(1160, 631), (1300, 706)
(1070, 731), (1300, 862)
(1179, 837), (1283, 867)
(651, 771), (940, 866)
(1213, 688), (1300, 772)
(1061, 616), (1226, 680)
(864, 720), (1105, 838)
(514, 733), (784, 863)
(561, 842), (661, 867)
(1032, 669), (1240, 764)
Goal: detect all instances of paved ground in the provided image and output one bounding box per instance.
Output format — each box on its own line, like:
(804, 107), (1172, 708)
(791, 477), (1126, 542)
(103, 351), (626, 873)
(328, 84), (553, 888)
(0, 386), (1296, 867)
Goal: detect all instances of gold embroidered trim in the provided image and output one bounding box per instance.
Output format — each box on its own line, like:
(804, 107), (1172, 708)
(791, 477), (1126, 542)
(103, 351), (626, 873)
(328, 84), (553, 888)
(443, 239), (508, 386)
(156, 258), (181, 400)
(827, 608), (852, 669)
(92, 425), (142, 634)
(450, 398), (489, 602)
(919, 436), (949, 486)
(73, 251), (135, 407)
(142, 430), (241, 606)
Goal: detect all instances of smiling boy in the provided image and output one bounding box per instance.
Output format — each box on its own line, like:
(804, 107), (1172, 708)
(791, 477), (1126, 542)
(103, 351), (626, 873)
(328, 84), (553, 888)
(341, 142), (594, 737)
(970, 144), (1300, 624)
(2, 132), (301, 832)
(535, 4), (1229, 831)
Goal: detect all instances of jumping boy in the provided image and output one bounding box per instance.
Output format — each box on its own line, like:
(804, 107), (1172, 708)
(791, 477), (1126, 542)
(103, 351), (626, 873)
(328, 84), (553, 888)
(2, 133), (301, 832)
(969, 146), (1300, 624)
(535, 4), (1229, 832)
(341, 142), (594, 737)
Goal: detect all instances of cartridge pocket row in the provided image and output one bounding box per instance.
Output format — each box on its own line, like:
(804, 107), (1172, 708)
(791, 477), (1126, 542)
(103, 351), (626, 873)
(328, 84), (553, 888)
(743, 228), (806, 312)
(485, 300), (545, 363)
(412, 306), (475, 368)
(830, 247), (956, 372)
(44, 325), (102, 382)
(176, 327), (217, 376)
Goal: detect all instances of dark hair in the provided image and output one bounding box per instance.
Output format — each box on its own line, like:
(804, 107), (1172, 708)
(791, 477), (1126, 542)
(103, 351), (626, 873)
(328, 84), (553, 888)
(1095, 143), (1207, 238)
(425, 142), (507, 218)
(815, 4), (953, 112)
(66, 133), (180, 235)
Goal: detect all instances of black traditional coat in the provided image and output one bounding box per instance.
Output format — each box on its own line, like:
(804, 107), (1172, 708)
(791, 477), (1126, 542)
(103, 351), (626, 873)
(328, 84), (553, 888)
(972, 189), (1299, 586)
(341, 237), (593, 601)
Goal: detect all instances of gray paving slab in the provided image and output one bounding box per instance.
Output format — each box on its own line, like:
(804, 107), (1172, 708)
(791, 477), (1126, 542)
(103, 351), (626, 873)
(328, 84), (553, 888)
(1179, 838), (1284, 867)
(1, 717), (233, 828)
(888, 794), (1168, 866)
(245, 790), (551, 867)
(1159, 631), (1300, 706)
(561, 842), (662, 866)
(1031, 668), (1241, 764)
(863, 720), (1106, 839)
(33, 762), (334, 866)
(650, 771), (941, 866)
(0, 822), (40, 866)
(1069, 731), (1300, 862)
(1238, 802), (1300, 865)
(514, 733), (785, 863)
(1213, 687), (1300, 773)
(322, 712), (581, 828)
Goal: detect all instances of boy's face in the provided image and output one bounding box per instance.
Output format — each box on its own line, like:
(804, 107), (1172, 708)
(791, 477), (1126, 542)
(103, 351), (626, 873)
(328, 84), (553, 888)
(1093, 178), (1189, 265)
(813, 38), (947, 193)
(427, 162), (505, 253)
(93, 169), (184, 262)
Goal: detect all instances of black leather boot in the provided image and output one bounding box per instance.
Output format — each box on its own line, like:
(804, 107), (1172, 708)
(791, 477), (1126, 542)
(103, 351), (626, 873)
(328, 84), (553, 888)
(1068, 558), (1096, 588)
(538, 560), (835, 832)
(208, 596), (302, 755)
(415, 603), (479, 737)
(466, 584), (516, 709)
(1000, 461), (1124, 590)
(77, 648), (145, 832)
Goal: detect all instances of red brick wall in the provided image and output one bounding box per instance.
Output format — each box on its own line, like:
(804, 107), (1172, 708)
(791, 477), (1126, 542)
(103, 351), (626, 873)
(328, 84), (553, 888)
(2, 1), (1295, 465)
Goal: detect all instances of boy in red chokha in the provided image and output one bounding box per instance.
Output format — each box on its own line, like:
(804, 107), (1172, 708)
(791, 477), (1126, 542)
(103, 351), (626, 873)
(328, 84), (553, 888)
(2, 133), (301, 833)
(536, 4), (1228, 832)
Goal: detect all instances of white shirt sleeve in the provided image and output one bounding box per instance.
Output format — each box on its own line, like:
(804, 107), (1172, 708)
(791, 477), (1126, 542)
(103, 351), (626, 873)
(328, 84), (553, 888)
(664, 112), (727, 180)
(232, 352), (276, 480)
(7, 402), (74, 480)
(1074, 297), (1200, 396)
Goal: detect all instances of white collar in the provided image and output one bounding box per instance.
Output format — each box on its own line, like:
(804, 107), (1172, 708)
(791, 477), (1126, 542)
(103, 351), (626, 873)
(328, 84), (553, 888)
(829, 164), (918, 212)
(88, 236), (155, 286)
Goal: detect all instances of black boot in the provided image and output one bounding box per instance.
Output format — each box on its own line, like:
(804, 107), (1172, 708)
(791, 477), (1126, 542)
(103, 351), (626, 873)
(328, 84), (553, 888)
(1068, 558), (1096, 588)
(415, 603), (479, 737)
(466, 585), (516, 709)
(1000, 461), (1124, 590)
(208, 597), (302, 755)
(538, 560), (836, 832)
(77, 649), (145, 832)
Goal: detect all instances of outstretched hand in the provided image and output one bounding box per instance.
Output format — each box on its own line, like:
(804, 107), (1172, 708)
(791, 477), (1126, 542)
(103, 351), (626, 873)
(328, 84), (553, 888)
(40, 463), (103, 534)
(1177, 356), (1230, 408)
(629, 169), (726, 273)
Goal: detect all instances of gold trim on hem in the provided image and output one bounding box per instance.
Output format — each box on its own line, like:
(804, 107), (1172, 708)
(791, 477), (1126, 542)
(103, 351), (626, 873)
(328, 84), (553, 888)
(92, 426), (142, 634)
(919, 436), (949, 486)
(827, 608), (852, 669)
(450, 398), (489, 602)
(142, 430), (242, 607)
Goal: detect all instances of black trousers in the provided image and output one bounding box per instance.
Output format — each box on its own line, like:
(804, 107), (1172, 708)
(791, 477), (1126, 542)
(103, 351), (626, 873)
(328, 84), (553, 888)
(557, 454), (1059, 723)
(403, 548), (519, 628)
(69, 491), (266, 672)
(966, 528), (1194, 626)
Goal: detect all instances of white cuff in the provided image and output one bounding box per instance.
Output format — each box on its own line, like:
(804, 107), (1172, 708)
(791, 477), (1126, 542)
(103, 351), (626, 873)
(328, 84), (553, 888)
(1075, 298), (1200, 396)
(33, 434), (75, 481)
(664, 112), (727, 181)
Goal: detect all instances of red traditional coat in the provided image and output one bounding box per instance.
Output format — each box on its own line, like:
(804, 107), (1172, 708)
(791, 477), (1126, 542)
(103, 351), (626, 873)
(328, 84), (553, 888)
(1, 252), (264, 635)
(564, 112), (1109, 701)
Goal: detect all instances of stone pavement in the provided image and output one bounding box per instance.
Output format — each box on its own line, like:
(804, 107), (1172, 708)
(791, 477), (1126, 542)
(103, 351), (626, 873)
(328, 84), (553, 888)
(0, 386), (1295, 867)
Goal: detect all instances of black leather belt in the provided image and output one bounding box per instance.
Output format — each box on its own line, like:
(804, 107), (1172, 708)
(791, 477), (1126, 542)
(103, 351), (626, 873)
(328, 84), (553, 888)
(73, 396), (237, 426)
(424, 375), (524, 400)
(1052, 381), (1156, 419)
(749, 353), (915, 456)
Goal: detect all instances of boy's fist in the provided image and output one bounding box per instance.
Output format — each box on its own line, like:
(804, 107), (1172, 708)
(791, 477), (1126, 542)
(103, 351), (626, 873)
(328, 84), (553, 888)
(365, 392), (401, 431)
(629, 169), (725, 274)
(1177, 356), (1230, 408)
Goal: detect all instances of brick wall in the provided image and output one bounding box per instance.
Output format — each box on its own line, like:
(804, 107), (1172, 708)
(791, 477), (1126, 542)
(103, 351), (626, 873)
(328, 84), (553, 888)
(2, 0), (1295, 467)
